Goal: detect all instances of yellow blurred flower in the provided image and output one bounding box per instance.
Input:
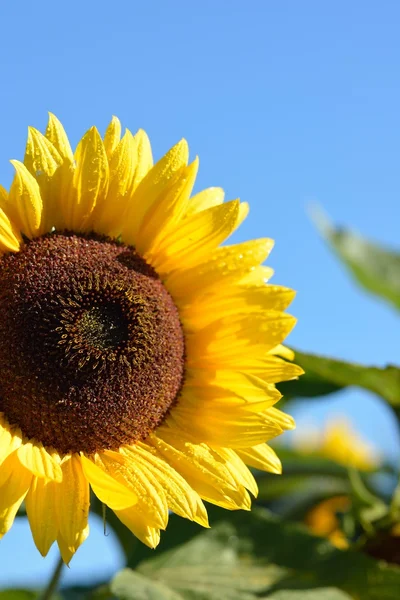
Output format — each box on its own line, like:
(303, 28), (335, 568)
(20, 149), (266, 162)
(295, 419), (379, 472)
(305, 495), (351, 549)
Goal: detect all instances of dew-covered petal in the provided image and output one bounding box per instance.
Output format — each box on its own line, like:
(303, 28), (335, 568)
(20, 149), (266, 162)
(57, 525), (89, 566)
(99, 450), (169, 529)
(237, 443), (282, 474)
(0, 453), (32, 537)
(122, 138), (188, 245)
(25, 476), (58, 556)
(103, 116), (122, 159)
(17, 442), (62, 482)
(0, 416), (22, 466)
(150, 199), (241, 274)
(45, 113), (74, 161)
(0, 207), (21, 254)
(80, 454), (138, 510)
(149, 429), (251, 511)
(115, 505), (161, 548)
(66, 127), (109, 232)
(9, 160), (43, 238)
(186, 312), (297, 370)
(181, 285), (296, 330)
(185, 187), (225, 216)
(121, 442), (208, 527)
(57, 455), (90, 554)
(165, 238), (274, 301)
(137, 158), (199, 256)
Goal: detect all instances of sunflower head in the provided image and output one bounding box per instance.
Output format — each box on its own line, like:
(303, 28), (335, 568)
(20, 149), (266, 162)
(0, 114), (302, 563)
(294, 419), (379, 472)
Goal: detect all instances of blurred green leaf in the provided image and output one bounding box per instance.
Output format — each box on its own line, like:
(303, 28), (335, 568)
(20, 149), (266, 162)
(313, 209), (400, 310)
(274, 449), (360, 476)
(0, 593), (37, 600)
(111, 569), (182, 599)
(256, 473), (349, 501)
(264, 590), (352, 599)
(122, 506), (400, 600)
(0, 592), (63, 600)
(134, 524), (286, 599)
(278, 350), (400, 407)
(256, 473), (350, 520)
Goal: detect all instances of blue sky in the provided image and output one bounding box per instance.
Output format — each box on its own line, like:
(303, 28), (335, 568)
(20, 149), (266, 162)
(0, 0), (399, 589)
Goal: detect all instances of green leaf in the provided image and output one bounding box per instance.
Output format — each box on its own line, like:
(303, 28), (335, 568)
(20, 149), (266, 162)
(256, 473), (351, 520)
(128, 506), (400, 600)
(111, 569), (183, 599)
(313, 209), (400, 310)
(136, 524), (286, 599)
(0, 593), (37, 600)
(278, 350), (400, 407)
(264, 590), (352, 599)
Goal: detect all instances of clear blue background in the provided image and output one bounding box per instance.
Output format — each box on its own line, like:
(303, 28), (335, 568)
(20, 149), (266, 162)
(0, 0), (399, 590)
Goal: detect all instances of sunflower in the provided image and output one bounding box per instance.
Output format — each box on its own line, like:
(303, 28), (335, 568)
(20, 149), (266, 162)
(0, 115), (301, 563)
(294, 419), (379, 472)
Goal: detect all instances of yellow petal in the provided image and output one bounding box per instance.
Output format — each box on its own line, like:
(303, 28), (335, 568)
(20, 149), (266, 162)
(0, 184), (8, 206)
(239, 265), (276, 286)
(9, 160), (43, 238)
(122, 138), (188, 245)
(80, 454), (138, 510)
(100, 450), (168, 529)
(150, 430), (251, 511)
(186, 370), (281, 408)
(137, 158), (199, 256)
(92, 129), (137, 236)
(165, 238), (274, 301)
(169, 400), (282, 448)
(0, 208), (21, 253)
(251, 355), (304, 383)
(115, 505), (161, 548)
(121, 443), (208, 527)
(272, 344), (296, 360)
(17, 442), (62, 482)
(24, 126), (62, 178)
(57, 525), (89, 566)
(132, 129), (153, 188)
(235, 201), (249, 229)
(25, 476), (58, 556)
(0, 182), (29, 235)
(186, 312), (297, 369)
(182, 285), (295, 331)
(66, 127), (109, 231)
(212, 447), (258, 497)
(103, 116), (122, 160)
(24, 127), (64, 232)
(184, 187), (225, 217)
(57, 535), (74, 565)
(0, 453), (32, 537)
(57, 455), (90, 553)
(45, 113), (74, 162)
(237, 444), (282, 474)
(0, 415), (22, 466)
(151, 199), (240, 274)
(265, 406), (296, 431)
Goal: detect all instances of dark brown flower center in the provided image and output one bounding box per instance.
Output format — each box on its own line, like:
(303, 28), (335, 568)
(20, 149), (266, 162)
(0, 233), (185, 454)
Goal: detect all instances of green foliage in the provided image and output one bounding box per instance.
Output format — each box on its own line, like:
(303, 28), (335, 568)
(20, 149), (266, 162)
(0, 593), (37, 600)
(104, 507), (400, 600)
(278, 350), (400, 407)
(313, 210), (400, 311)
(266, 591), (353, 600)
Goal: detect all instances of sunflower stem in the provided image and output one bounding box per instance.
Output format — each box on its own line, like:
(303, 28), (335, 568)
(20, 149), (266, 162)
(40, 554), (64, 600)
